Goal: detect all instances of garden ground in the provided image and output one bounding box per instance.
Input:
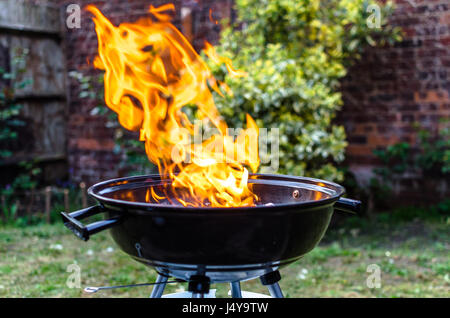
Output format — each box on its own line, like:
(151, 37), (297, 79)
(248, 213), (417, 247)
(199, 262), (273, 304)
(0, 211), (448, 298)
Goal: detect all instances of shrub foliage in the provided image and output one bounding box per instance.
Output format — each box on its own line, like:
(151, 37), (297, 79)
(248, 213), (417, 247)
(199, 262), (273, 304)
(209, 0), (401, 180)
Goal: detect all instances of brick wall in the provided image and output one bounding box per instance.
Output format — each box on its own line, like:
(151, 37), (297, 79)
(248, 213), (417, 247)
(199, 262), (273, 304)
(58, 0), (449, 202)
(337, 0), (449, 184)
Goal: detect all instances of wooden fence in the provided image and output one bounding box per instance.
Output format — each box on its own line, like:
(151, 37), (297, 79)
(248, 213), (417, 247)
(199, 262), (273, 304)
(0, 0), (68, 182)
(0, 182), (89, 223)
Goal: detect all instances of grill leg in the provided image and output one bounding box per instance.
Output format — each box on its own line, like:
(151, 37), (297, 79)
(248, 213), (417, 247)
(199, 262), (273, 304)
(260, 270), (284, 298)
(230, 281), (242, 298)
(149, 274), (168, 298)
(266, 283), (284, 298)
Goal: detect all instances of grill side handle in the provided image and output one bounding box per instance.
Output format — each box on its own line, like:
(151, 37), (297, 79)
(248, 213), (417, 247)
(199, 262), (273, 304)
(61, 205), (121, 241)
(334, 197), (362, 214)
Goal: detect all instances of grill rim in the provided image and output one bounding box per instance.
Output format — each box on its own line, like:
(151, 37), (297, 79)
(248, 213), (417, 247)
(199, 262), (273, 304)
(87, 173), (346, 213)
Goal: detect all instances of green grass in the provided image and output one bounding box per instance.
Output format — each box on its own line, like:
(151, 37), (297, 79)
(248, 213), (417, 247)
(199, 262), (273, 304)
(0, 213), (448, 298)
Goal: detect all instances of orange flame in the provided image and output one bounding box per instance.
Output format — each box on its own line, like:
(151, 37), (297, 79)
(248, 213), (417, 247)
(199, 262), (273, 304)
(87, 4), (260, 207)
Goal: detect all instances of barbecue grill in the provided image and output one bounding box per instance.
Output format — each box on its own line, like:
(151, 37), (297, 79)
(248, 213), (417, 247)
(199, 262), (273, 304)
(61, 173), (361, 298)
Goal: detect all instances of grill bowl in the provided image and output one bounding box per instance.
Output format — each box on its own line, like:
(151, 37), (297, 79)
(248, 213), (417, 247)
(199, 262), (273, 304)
(62, 174), (358, 283)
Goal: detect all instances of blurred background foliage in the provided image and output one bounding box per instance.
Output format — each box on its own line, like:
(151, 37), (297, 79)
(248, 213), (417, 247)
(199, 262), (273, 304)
(209, 0), (401, 181)
(0, 49), (42, 224)
(368, 121), (450, 211)
(0, 49), (31, 160)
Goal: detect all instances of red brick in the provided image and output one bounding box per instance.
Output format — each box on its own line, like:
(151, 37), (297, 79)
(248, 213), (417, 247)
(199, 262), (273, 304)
(76, 138), (115, 151)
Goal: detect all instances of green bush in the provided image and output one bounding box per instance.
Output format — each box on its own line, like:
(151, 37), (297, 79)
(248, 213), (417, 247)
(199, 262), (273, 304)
(209, 0), (401, 180)
(0, 49), (31, 160)
(369, 122), (450, 207)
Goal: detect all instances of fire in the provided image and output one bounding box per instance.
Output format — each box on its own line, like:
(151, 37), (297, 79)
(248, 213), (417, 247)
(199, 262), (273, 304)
(87, 4), (260, 207)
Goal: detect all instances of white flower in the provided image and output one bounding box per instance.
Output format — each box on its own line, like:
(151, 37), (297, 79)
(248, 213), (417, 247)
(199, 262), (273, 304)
(385, 251), (391, 257)
(388, 258), (394, 264)
(50, 244), (63, 250)
(297, 268), (309, 280)
(105, 247), (114, 253)
(86, 249), (94, 256)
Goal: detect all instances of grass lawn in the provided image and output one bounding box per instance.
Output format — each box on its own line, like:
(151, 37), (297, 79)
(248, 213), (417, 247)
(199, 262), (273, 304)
(0, 212), (448, 298)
